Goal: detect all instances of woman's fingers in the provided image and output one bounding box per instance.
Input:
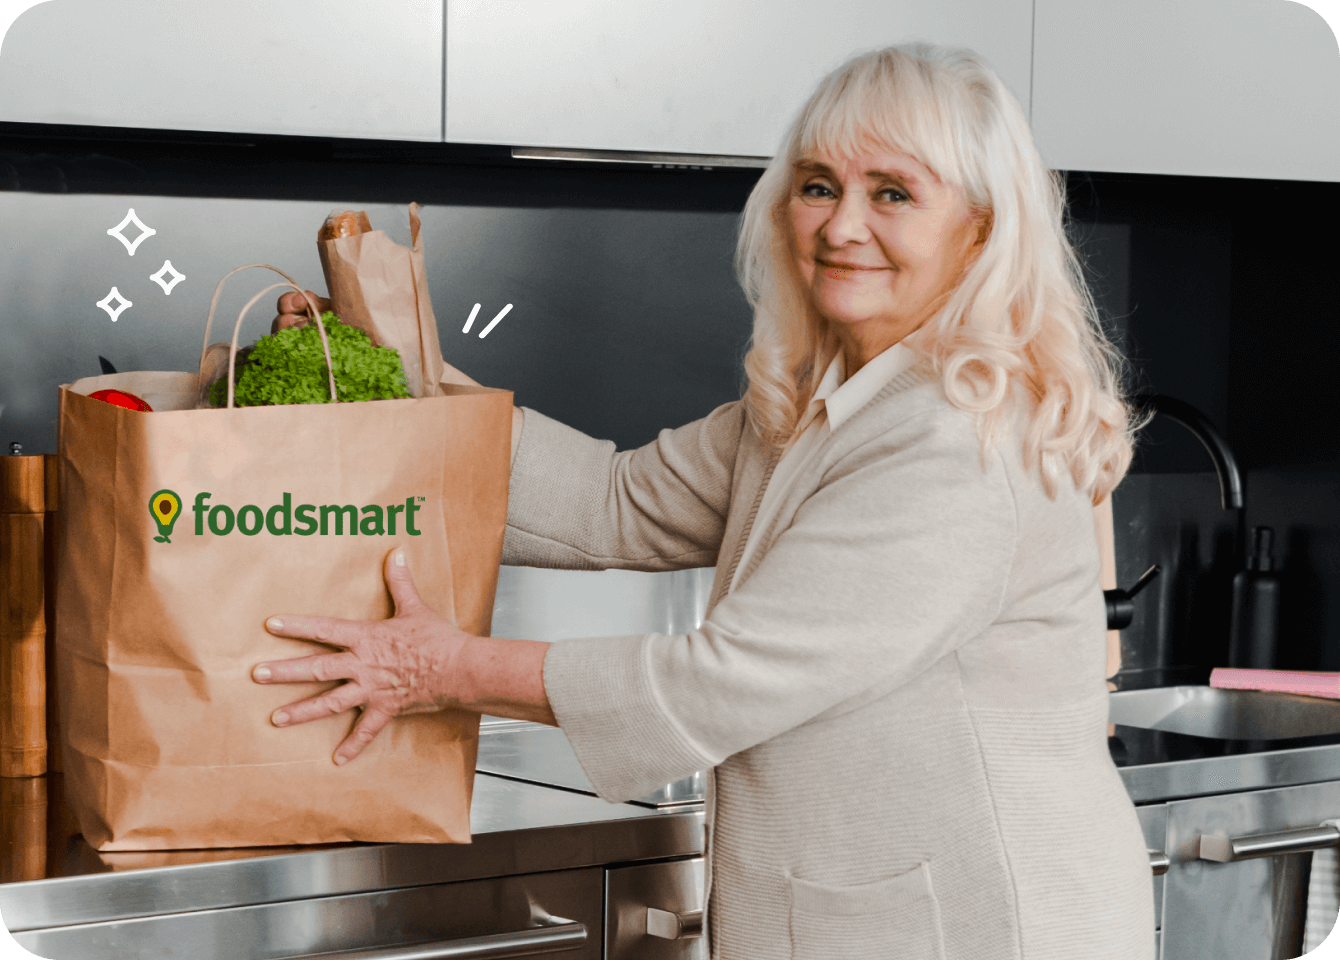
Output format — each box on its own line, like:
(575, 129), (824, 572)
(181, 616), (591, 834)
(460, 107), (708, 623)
(383, 548), (427, 618)
(256, 550), (459, 764)
(276, 290), (330, 316)
(272, 291), (331, 334)
(263, 613), (359, 650)
(271, 313), (309, 334)
(270, 677), (368, 728)
(253, 649), (361, 685)
(334, 706), (395, 765)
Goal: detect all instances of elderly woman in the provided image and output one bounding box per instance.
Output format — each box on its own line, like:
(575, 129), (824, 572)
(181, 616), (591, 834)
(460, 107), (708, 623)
(261, 43), (1154, 959)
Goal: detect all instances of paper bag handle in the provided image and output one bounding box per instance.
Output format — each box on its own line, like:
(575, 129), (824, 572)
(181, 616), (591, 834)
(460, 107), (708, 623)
(199, 264), (339, 407)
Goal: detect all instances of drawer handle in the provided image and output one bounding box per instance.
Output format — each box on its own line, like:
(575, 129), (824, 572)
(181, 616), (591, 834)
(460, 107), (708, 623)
(646, 907), (704, 940)
(298, 915), (587, 959)
(1198, 825), (1340, 863)
(1149, 850), (1170, 876)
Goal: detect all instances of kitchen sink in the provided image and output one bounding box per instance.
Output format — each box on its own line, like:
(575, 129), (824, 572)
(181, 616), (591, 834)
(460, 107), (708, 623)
(1108, 685), (1340, 740)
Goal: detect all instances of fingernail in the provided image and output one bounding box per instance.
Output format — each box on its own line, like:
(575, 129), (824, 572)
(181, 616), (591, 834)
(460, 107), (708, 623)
(395, 549), (405, 567)
(266, 617), (284, 631)
(272, 711), (289, 726)
(334, 754), (348, 766)
(253, 665), (271, 681)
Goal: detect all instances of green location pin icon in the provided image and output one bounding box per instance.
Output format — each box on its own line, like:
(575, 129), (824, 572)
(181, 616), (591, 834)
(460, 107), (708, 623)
(150, 489), (181, 543)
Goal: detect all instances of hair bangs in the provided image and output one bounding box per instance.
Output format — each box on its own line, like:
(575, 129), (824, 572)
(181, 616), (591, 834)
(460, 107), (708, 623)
(791, 49), (967, 198)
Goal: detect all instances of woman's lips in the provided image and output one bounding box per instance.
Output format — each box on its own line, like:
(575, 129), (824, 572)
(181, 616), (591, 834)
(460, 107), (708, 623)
(819, 260), (886, 279)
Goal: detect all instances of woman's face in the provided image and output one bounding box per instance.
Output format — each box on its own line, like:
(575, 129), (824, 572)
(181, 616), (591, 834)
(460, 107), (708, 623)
(788, 144), (984, 363)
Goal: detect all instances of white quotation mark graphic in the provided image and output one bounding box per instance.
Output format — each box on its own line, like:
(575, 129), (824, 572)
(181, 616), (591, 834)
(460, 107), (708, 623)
(96, 287), (131, 322)
(463, 303), (513, 339)
(150, 259), (185, 295)
(106, 208), (156, 256)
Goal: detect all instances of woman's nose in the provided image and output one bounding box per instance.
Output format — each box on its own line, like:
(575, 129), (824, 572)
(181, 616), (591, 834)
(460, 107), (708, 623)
(822, 192), (872, 246)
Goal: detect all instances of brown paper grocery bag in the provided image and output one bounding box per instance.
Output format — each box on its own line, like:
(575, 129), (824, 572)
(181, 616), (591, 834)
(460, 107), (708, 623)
(317, 202), (445, 399)
(54, 268), (510, 851)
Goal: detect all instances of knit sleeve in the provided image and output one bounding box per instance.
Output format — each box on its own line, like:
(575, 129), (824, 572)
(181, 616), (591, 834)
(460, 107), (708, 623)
(501, 402), (746, 571)
(544, 404), (1020, 801)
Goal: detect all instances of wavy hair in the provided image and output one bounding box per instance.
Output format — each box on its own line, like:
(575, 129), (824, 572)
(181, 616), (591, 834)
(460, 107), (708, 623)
(736, 43), (1138, 503)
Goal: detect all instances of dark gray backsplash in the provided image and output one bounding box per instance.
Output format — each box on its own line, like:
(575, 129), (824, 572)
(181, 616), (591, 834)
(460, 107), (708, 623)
(1111, 473), (1236, 689)
(0, 194), (751, 453)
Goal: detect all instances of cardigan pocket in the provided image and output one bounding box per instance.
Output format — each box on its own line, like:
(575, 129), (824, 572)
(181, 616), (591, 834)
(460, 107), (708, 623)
(788, 861), (946, 960)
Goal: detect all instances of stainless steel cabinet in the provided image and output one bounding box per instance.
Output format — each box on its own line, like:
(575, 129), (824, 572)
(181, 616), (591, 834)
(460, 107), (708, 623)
(1161, 779), (1340, 960)
(444, 0), (1033, 157)
(1031, 0), (1340, 182)
(0, 0), (443, 141)
(15, 868), (603, 960)
(606, 858), (706, 960)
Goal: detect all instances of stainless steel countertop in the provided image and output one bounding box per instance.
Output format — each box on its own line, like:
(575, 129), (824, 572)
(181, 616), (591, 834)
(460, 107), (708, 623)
(0, 772), (703, 934)
(477, 723), (706, 808)
(1118, 740), (1340, 803)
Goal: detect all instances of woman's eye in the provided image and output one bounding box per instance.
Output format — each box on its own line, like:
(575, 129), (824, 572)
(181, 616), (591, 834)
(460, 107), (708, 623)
(801, 181), (835, 199)
(877, 187), (909, 203)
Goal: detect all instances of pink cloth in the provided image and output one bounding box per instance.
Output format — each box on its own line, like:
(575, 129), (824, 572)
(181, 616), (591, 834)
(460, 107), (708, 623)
(1209, 667), (1340, 699)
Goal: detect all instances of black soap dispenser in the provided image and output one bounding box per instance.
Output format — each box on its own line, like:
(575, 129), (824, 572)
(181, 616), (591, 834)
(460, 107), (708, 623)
(1228, 526), (1281, 670)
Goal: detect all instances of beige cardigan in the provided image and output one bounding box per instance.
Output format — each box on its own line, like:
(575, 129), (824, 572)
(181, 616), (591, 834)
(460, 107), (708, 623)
(503, 365), (1156, 960)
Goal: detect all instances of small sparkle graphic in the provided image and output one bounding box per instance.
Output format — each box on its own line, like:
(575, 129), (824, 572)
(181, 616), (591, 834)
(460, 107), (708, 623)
(477, 303), (513, 339)
(106, 208), (157, 256)
(150, 259), (186, 295)
(96, 287), (132, 322)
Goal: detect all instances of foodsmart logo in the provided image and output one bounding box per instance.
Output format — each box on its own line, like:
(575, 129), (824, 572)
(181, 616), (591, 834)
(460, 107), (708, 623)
(149, 491), (427, 544)
(149, 489), (181, 543)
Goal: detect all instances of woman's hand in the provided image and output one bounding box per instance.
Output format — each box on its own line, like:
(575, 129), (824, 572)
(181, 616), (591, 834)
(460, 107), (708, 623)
(272, 290), (332, 334)
(254, 548), (465, 765)
(256, 548), (556, 765)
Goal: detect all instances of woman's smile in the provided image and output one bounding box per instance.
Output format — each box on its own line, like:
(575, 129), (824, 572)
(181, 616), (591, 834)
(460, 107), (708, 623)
(819, 259), (889, 279)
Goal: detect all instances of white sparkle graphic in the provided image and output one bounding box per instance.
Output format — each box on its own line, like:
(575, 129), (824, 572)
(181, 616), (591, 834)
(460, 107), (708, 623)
(106, 208), (156, 256)
(96, 287), (132, 322)
(462, 302), (481, 334)
(477, 303), (513, 339)
(150, 259), (185, 295)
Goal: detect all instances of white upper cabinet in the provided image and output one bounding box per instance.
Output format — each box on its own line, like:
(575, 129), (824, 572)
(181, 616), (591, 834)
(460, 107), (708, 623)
(445, 0), (1033, 157)
(1032, 0), (1340, 181)
(0, 0), (443, 141)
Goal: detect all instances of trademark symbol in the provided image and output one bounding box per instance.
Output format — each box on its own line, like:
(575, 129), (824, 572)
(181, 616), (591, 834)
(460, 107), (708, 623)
(416, 496), (426, 503)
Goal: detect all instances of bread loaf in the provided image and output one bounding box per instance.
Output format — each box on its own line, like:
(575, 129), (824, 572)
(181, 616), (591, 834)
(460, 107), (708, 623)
(318, 210), (373, 242)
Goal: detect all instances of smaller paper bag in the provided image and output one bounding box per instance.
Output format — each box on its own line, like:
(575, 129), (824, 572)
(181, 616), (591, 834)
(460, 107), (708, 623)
(317, 203), (445, 398)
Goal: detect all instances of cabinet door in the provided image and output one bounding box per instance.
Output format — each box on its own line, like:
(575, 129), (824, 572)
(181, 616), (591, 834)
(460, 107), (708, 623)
(445, 0), (1033, 157)
(18, 868), (604, 960)
(1161, 779), (1340, 960)
(1032, 0), (1340, 181)
(0, 0), (442, 141)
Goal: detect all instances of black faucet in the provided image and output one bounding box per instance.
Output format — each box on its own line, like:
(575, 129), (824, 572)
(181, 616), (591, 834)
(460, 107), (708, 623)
(1106, 563), (1162, 631)
(1103, 394), (1245, 632)
(1131, 393), (1244, 512)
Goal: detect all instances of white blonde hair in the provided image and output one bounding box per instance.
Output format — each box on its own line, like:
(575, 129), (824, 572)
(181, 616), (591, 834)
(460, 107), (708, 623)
(736, 43), (1137, 503)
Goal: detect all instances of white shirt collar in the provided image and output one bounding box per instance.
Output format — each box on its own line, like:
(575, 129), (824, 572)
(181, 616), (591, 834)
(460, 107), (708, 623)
(807, 342), (917, 432)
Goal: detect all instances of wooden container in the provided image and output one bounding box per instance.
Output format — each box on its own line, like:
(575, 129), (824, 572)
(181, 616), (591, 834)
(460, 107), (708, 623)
(44, 454), (61, 773)
(0, 775), (47, 881)
(0, 454), (47, 777)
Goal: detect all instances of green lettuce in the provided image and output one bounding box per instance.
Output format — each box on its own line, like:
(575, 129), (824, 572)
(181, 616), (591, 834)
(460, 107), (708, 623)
(209, 312), (412, 407)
